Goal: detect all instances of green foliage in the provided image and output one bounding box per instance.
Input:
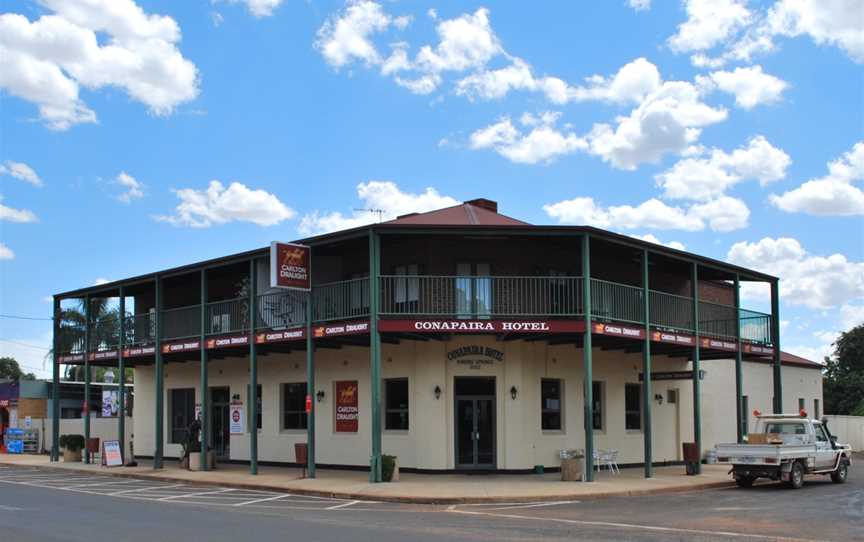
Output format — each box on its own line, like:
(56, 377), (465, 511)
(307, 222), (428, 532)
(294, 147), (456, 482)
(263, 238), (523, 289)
(823, 324), (864, 415)
(0, 357), (35, 380)
(59, 434), (85, 452)
(381, 454), (397, 482)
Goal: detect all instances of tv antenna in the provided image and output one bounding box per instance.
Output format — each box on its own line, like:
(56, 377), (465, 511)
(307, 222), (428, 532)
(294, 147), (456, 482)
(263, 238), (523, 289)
(354, 208), (386, 222)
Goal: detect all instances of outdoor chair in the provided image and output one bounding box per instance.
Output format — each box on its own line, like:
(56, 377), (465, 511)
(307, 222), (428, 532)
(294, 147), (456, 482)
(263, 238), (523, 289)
(593, 449), (620, 474)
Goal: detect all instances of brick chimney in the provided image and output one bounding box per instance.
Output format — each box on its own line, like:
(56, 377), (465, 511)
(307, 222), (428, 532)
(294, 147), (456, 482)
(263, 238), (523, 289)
(464, 198), (498, 213)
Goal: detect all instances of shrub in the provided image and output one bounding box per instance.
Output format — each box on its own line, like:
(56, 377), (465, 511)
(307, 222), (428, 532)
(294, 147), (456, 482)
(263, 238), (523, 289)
(381, 454), (397, 482)
(59, 434), (85, 452)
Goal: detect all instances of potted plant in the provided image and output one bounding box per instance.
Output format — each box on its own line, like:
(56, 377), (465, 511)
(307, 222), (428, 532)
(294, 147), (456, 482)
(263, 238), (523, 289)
(381, 454), (399, 482)
(184, 419), (215, 471)
(59, 434), (85, 462)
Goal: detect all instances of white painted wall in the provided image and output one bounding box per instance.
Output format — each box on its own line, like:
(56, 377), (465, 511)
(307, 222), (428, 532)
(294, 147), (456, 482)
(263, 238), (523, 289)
(32, 416), (133, 455)
(823, 415), (864, 451)
(131, 340), (820, 470)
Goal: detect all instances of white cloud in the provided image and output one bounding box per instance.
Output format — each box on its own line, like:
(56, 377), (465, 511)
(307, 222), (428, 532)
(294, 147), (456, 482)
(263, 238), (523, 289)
(315, 0), (398, 68)
(469, 114), (587, 165)
(766, 0), (864, 63)
(656, 135), (790, 200)
(0, 196), (38, 223)
(115, 171), (144, 203)
(542, 195), (748, 232)
(0, 160), (43, 187)
(841, 304), (864, 330)
(727, 237), (864, 310)
(0, 0), (199, 130)
(94, 278), (111, 286)
(413, 8), (502, 75)
(586, 81), (728, 170)
(630, 233), (686, 250)
(569, 57), (662, 105)
(698, 65), (788, 109)
(0, 242), (14, 260)
(0, 334), (53, 379)
(299, 181), (459, 235)
(770, 141), (864, 215)
(667, 0), (751, 53)
(226, 0), (284, 18)
(629, 0), (651, 11)
(156, 180), (295, 228)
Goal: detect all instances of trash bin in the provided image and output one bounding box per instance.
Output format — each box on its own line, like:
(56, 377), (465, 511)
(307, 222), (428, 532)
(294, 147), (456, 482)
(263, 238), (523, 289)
(294, 443), (308, 465)
(559, 449), (584, 481)
(682, 442), (700, 475)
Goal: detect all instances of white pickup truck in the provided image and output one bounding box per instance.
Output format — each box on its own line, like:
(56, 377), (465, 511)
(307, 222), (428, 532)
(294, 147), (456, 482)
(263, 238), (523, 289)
(715, 414), (853, 489)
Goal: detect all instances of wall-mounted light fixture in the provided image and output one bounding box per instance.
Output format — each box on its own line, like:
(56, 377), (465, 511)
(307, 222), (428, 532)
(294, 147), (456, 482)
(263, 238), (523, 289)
(654, 393), (663, 405)
(510, 386), (518, 400)
(434, 385), (442, 400)
(316, 390), (326, 402)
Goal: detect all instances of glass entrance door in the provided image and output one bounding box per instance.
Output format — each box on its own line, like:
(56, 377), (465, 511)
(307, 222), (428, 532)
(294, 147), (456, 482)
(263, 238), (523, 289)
(209, 387), (230, 460)
(454, 377), (496, 469)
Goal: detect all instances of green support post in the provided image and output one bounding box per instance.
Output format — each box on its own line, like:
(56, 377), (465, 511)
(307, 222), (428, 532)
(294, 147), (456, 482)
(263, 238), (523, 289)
(691, 263), (702, 475)
(51, 297), (60, 462)
(771, 279), (782, 413)
(118, 287), (126, 460)
(200, 270), (209, 471)
(642, 250), (653, 478)
(582, 234), (594, 481)
(249, 259), (259, 475)
(306, 292), (316, 478)
(154, 277), (164, 469)
(369, 229), (382, 483)
(84, 293), (91, 464)
(734, 274), (744, 443)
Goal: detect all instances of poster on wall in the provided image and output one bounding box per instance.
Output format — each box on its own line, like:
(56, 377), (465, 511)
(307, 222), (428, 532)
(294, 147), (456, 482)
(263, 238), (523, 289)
(335, 380), (359, 433)
(229, 403), (245, 435)
(102, 390), (119, 417)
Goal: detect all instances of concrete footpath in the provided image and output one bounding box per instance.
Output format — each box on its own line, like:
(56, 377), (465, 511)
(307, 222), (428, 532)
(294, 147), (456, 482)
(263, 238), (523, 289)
(0, 454), (735, 504)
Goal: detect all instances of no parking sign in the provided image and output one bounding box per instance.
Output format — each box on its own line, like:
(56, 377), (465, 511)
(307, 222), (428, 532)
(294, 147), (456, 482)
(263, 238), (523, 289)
(229, 403), (245, 435)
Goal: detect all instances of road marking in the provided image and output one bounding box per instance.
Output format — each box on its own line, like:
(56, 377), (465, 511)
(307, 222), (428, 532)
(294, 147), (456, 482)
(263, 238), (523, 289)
(65, 479), (142, 489)
(325, 500), (361, 510)
(159, 488), (235, 501)
(0, 505), (24, 511)
(109, 483), (184, 495)
(448, 509), (828, 541)
(232, 494), (293, 506)
(487, 500), (580, 511)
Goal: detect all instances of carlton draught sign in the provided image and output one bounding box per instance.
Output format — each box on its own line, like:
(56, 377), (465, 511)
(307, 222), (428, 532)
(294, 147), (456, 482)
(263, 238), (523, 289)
(270, 241), (311, 291)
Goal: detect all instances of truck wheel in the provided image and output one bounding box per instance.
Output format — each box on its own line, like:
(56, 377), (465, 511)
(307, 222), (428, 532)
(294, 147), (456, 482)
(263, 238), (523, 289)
(786, 461), (804, 489)
(735, 476), (755, 488)
(831, 462), (848, 484)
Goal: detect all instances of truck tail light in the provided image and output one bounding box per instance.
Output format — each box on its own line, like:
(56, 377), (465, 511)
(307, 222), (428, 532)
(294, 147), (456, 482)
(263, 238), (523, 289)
(718, 457), (729, 462)
(764, 457), (777, 464)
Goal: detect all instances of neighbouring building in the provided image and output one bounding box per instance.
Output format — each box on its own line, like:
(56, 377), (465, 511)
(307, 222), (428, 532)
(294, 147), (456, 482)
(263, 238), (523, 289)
(48, 198), (822, 480)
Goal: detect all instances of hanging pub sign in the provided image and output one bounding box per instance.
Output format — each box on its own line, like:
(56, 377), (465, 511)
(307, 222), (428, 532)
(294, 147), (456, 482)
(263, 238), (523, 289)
(270, 242), (311, 291)
(334, 380), (359, 433)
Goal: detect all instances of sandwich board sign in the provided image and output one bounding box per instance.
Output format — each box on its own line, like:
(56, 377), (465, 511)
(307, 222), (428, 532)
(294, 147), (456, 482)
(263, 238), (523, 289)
(270, 242), (311, 291)
(102, 440), (123, 467)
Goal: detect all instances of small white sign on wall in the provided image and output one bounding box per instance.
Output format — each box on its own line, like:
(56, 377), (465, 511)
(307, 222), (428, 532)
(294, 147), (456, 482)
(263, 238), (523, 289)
(229, 404), (245, 435)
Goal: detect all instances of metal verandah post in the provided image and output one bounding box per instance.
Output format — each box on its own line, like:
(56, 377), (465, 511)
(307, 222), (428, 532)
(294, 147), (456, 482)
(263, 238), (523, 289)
(306, 292), (316, 478)
(51, 297), (60, 462)
(642, 250), (652, 478)
(582, 234), (594, 481)
(154, 276), (164, 469)
(369, 229), (382, 483)
(249, 259), (259, 475)
(200, 270), (209, 471)
(84, 293), (91, 464)
(118, 286), (126, 460)
(691, 263), (702, 475)
(771, 279), (782, 414)
(734, 274), (744, 443)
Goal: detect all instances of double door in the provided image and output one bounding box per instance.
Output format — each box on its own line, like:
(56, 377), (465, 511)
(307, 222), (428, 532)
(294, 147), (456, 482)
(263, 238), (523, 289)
(454, 377), (496, 469)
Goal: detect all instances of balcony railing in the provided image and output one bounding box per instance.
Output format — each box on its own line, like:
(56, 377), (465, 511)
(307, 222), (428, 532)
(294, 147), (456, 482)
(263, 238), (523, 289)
(56, 275), (776, 352)
(380, 275), (582, 317)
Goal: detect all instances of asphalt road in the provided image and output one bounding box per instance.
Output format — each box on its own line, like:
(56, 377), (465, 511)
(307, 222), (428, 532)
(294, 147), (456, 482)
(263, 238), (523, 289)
(1, 463), (861, 542)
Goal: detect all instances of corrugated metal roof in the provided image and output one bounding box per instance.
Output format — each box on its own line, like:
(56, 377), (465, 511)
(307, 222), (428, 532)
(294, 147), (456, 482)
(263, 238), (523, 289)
(384, 200), (529, 226)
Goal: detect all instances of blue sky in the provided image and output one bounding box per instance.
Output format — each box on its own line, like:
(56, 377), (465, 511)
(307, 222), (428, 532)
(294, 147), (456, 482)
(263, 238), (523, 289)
(1, 0), (862, 376)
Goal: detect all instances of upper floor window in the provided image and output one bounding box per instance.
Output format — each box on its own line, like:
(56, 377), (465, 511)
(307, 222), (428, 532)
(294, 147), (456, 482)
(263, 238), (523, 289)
(456, 263), (491, 318)
(394, 265), (419, 306)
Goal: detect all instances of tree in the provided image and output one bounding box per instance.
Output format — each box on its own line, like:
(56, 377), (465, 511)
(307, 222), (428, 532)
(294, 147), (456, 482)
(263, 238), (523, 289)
(823, 324), (864, 415)
(0, 357), (36, 380)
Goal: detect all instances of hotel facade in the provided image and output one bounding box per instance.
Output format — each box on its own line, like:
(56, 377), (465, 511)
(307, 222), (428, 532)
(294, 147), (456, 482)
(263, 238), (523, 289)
(50, 199), (822, 480)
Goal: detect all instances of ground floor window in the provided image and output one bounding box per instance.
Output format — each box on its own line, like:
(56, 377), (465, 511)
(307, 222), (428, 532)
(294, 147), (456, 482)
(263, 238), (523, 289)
(541, 379), (562, 431)
(742, 395), (749, 435)
(282, 383), (307, 430)
(384, 378), (409, 431)
(814, 398), (820, 419)
(169, 388), (195, 444)
(625, 383), (641, 431)
(592, 381), (604, 431)
(247, 384), (262, 430)
(798, 397), (805, 413)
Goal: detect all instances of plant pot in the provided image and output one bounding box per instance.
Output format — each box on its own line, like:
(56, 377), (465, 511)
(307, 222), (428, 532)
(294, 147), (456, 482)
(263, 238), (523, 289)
(63, 448), (82, 462)
(381, 455), (398, 482)
(189, 451), (215, 471)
